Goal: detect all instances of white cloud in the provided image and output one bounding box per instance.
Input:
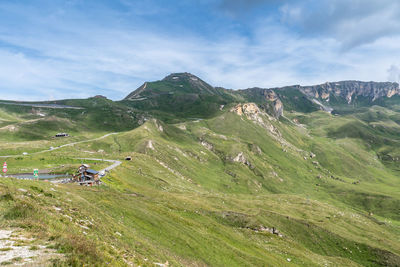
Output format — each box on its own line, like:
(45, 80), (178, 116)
(280, 0), (400, 49)
(0, 1), (399, 101)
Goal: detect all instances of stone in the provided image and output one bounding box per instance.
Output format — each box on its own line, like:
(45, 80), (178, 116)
(146, 140), (155, 150)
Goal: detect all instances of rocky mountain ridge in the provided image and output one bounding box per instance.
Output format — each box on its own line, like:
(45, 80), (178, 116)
(123, 73), (400, 121)
(126, 73), (399, 103)
(298, 81), (400, 104)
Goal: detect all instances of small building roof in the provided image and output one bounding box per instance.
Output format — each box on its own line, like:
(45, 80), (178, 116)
(86, 169), (99, 174)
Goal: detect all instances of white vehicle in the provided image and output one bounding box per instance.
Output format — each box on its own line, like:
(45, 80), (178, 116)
(22, 152), (28, 155)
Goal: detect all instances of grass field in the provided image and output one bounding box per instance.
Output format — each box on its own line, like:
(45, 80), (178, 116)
(0, 99), (399, 266)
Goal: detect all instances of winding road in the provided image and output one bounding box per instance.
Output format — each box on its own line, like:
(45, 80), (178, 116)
(0, 133), (123, 178)
(74, 158), (122, 173)
(0, 133), (118, 158)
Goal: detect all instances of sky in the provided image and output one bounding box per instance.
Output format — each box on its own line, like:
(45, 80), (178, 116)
(1, 0), (400, 100)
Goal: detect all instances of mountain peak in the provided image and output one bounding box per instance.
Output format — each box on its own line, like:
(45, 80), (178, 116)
(162, 72), (200, 81)
(125, 73), (219, 100)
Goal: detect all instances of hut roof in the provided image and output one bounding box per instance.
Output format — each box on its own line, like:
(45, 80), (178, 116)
(86, 169), (99, 174)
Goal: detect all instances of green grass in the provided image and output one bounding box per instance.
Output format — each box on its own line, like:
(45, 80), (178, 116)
(0, 94), (399, 265)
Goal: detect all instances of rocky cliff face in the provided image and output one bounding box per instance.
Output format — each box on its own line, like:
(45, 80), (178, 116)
(237, 88), (284, 118)
(299, 81), (400, 104)
(265, 90), (283, 118)
(230, 103), (260, 116)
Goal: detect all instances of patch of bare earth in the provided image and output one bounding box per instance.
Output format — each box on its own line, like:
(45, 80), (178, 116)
(0, 229), (63, 266)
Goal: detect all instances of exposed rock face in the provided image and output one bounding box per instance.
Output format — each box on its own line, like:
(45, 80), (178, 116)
(265, 90), (283, 118)
(233, 152), (247, 164)
(146, 140), (155, 150)
(200, 139), (214, 151)
(239, 89), (284, 118)
(273, 98), (283, 117)
(321, 92), (330, 99)
(300, 81), (400, 104)
(230, 103), (260, 116)
(230, 103), (282, 138)
(242, 103), (260, 114)
(231, 104), (244, 115)
(231, 152), (254, 169)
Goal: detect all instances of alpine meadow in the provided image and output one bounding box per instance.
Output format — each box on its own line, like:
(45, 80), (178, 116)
(0, 1), (400, 266)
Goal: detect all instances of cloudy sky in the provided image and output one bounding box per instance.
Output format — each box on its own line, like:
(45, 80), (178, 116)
(1, 0), (400, 100)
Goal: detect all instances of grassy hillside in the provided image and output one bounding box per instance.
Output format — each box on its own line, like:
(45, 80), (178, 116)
(1, 75), (400, 266)
(0, 98), (146, 143)
(0, 103), (399, 266)
(122, 73), (242, 122)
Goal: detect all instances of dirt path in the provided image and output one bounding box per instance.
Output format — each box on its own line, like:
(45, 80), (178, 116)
(0, 229), (62, 266)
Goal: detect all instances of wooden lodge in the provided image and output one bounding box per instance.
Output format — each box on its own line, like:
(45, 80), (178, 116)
(73, 164), (100, 185)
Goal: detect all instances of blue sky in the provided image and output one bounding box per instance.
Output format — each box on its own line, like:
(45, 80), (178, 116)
(1, 0), (400, 100)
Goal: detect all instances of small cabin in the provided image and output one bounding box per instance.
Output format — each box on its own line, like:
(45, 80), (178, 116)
(73, 164), (100, 185)
(55, 133), (69, 138)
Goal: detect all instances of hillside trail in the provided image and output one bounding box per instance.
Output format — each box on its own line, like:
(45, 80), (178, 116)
(0, 133), (118, 158)
(0, 133), (122, 180)
(0, 229), (62, 266)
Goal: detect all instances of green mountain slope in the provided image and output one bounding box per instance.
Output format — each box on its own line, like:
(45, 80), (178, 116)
(0, 75), (400, 266)
(0, 97), (146, 141)
(122, 73), (242, 121)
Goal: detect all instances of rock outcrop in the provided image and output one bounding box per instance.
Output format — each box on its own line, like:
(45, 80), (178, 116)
(146, 140), (155, 150)
(242, 103), (260, 114)
(200, 139), (214, 151)
(230, 152), (254, 169)
(265, 90), (283, 118)
(230, 103), (282, 140)
(230, 103), (260, 116)
(300, 81), (400, 104)
(237, 88), (284, 118)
